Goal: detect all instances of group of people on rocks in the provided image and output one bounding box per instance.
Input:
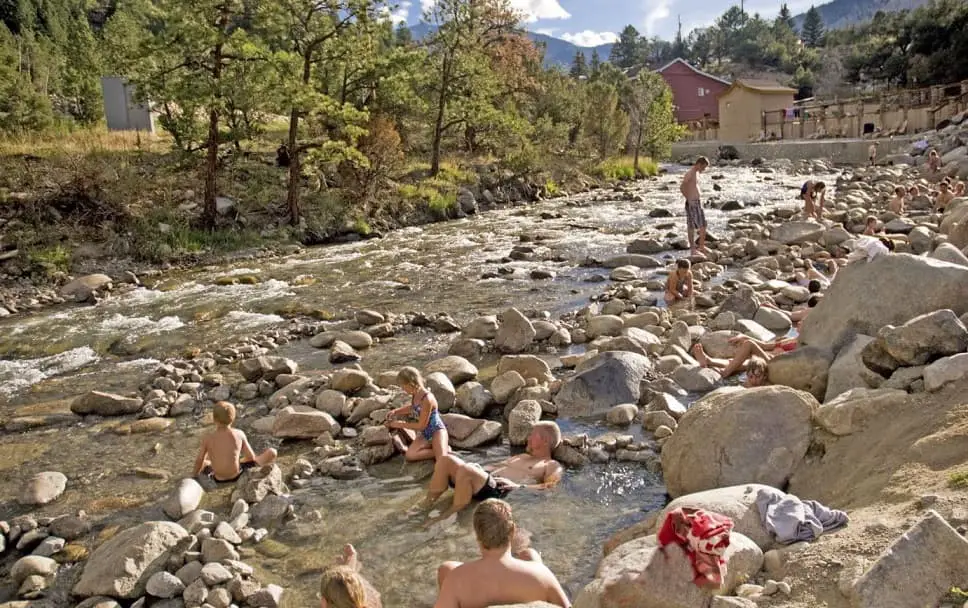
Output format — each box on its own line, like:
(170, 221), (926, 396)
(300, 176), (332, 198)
(193, 367), (573, 608)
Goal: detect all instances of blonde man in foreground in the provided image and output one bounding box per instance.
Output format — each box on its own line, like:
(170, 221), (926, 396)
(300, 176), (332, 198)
(435, 499), (571, 608)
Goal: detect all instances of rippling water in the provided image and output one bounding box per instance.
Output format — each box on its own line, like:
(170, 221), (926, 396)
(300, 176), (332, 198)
(0, 165), (835, 606)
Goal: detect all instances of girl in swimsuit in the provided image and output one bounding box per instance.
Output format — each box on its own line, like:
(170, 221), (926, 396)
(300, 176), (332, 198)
(386, 367), (450, 462)
(800, 181), (826, 220)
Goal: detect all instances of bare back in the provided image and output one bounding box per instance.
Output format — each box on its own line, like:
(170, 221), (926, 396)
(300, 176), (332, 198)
(204, 427), (245, 480)
(680, 167), (700, 200)
(488, 454), (554, 485)
(440, 556), (569, 608)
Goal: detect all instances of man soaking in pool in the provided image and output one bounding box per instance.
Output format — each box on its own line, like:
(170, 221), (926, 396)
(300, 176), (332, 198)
(421, 422), (564, 525)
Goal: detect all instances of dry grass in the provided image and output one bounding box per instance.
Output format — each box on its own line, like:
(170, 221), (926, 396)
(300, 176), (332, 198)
(0, 128), (170, 158)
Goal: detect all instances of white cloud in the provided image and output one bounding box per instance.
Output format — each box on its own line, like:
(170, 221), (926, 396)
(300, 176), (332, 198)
(643, 0), (672, 36)
(420, 0), (436, 13)
(379, 1), (412, 24)
(533, 27), (558, 36)
(560, 30), (620, 47)
(509, 0), (571, 22)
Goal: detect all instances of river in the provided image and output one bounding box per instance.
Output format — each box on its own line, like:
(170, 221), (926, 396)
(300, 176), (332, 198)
(0, 164), (832, 606)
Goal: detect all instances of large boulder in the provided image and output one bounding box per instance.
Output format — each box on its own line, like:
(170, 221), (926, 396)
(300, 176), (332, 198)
(441, 414), (502, 449)
(272, 406), (338, 438)
(824, 335), (878, 402)
(73, 522), (188, 599)
(426, 372), (457, 413)
(495, 308), (536, 353)
(161, 478), (204, 519)
(876, 309), (968, 366)
(923, 353), (968, 392)
(767, 346), (834, 402)
(61, 274), (112, 301)
(574, 532), (763, 608)
(850, 511), (968, 608)
(462, 315), (499, 340)
(719, 284), (759, 319)
(940, 198), (968, 248)
(554, 352), (653, 418)
(455, 382), (495, 417)
(238, 356), (298, 382)
(661, 386), (817, 498)
(72, 391), (143, 416)
(769, 221), (825, 245)
(798, 254), (968, 354)
(508, 400), (542, 446)
(814, 388), (910, 436)
(20, 471), (67, 505)
(496, 355), (554, 383)
(424, 356), (478, 385)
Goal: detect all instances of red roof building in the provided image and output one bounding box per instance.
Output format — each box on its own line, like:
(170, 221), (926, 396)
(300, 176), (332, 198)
(656, 58), (732, 123)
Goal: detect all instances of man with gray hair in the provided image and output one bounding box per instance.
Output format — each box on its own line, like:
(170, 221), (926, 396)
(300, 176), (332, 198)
(435, 499), (571, 608)
(421, 422), (564, 524)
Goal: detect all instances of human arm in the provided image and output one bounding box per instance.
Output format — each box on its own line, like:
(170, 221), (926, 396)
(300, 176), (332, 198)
(434, 573), (461, 608)
(683, 272), (694, 297)
(524, 461), (564, 491)
(388, 396), (435, 431)
(728, 334), (776, 350)
(192, 436), (209, 476)
(238, 430), (258, 463)
(544, 571), (572, 608)
(386, 403), (414, 420)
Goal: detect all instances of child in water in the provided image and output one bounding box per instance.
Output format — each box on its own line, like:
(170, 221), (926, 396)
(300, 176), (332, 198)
(800, 181), (826, 220)
(386, 367), (450, 462)
(194, 401), (277, 483)
(889, 186), (906, 215)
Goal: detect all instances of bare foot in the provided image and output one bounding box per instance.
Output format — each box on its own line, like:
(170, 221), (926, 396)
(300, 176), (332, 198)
(391, 434), (408, 455)
(691, 343), (710, 368)
(339, 544), (360, 570)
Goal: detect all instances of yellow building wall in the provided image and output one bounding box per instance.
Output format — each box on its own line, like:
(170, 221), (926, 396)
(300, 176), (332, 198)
(719, 88), (795, 143)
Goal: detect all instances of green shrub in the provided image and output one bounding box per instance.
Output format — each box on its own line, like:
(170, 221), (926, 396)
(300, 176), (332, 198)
(544, 179), (561, 197)
(353, 217), (372, 235)
(949, 470), (968, 489)
(29, 245), (71, 275)
(594, 156), (659, 180)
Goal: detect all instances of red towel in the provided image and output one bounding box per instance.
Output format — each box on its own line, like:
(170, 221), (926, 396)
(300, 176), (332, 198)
(658, 507), (734, 588)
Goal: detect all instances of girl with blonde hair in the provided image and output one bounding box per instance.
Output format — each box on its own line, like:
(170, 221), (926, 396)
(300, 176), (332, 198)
(386, 366), (450, 462)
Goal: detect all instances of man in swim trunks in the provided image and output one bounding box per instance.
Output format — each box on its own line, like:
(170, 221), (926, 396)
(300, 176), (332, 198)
(680, 156), (709, 255)
(422, 422), (564, 524)
(193, 401), (277, 483)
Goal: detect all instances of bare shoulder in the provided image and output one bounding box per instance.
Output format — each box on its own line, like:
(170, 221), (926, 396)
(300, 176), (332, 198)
(232, 428), (247, 441)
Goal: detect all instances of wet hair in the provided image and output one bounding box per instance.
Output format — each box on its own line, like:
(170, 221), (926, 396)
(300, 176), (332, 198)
(474, 499), (516, 550)
(532, 421), (562, 450)
(929, 149), (938, 157)
(807, 279), (822, 294)
(877, 237), (896, 252)
(319, 566), (367, 608)
(747, 357), (768, 384)
(894, 186), (905, 196)
(213, 401), (236, 426)
(807, 295), (822, 308)
(940, 181), (950, 190)
(814, 181), (826, 192)
(908, 185), (920, 195)
(397, 366), (425, 389)
(696, 156), (709, 168)
(676, 259), (691, 270)
(866, 215), (878, 225)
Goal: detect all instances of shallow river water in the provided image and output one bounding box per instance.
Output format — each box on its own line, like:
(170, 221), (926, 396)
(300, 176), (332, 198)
(0, 165), (835, 606)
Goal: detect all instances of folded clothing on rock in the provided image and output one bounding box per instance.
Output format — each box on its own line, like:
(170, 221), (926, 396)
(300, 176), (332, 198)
(755, 487), (849, 545)
(658, 507), (734, 588)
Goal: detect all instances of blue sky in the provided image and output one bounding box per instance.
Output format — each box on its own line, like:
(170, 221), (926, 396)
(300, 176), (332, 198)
(392, 0), (824, 45)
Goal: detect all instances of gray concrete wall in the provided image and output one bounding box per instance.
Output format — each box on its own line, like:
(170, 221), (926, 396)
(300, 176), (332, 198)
(671, 136), (915, 165)
(101, 77), (155, 133)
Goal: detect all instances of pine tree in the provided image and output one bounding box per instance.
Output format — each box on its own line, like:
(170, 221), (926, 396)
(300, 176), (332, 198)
(778, 3), (794, 29)
(569, 50), (587, 79)
(609, 24), (643, 69)
(394, 21), (412, 45)
(589, 48), (601, 78)
(801, 6), (825, 47)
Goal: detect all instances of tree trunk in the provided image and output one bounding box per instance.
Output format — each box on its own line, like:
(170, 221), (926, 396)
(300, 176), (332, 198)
(287, 55), (312, 227)
(430, 58), (450, 177)
(203, 107), (220, 229)
(634, 123), (643, 177)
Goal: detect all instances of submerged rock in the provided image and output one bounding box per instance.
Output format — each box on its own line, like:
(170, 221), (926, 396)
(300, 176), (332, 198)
(19, 471), (67, 506)
(71, 392), (143, 416)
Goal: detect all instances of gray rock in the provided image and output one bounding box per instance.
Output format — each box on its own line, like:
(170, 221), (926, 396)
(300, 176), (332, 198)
(643, 410), (677, 432)
(19, 471), (67, 505)
(11, 555), (58, 585)
(248, 495), (292, 528)
(247, 583), (284, 608)
(71, 391), (143, 416)
(230, 465), (288, 504)
(455, 382), (495, 417)
(73, 521), (188, 599)
(814, 388), (911, 436)
(239, 356), (298, 382)
(825, 335), (879, 402)
(329, 369), (371, 393)
(662, 386), (816, 498)
(767, 346), (834, 402)
(494, 308), (536, 353)
(315, 390), (346, 418)
(769, 221), (825, 245)
(496, 355), (554, 383)
(650, 392), (688, 419)
(162, 478), (205, 520)
(146, 571), (185, 598)
(424, 356), (478, 385)
(201, 538), (239, 563)
(491, 371), (526, 404)
(462, 315), (499, 340)
(672, 365), (720, 393)
(606, 403), (638, 426)
(425, 372), (456, 413)
(271, 406), (338, 438)
(508, 400), (542, 445)
(877, 309), (968, 366)
(32, 536), (65, 558)
(441, 414), (503, 449)
(200, 562), (233, 586)
(175, 561), (204, 586)
(850, 511), (968, 608)
(924, 353), (968, 392)
(554, 352), (654, 418)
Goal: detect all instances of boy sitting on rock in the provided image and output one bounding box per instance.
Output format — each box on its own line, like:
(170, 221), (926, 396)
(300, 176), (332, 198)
(193, 401), (277, 483)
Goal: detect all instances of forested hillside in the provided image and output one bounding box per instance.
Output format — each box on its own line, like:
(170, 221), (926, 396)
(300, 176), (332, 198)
(792, 0), (928, 31)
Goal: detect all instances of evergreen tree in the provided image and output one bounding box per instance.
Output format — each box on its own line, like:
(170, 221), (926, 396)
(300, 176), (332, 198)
(778, 3), (794, 29)
(609, 24), (644, 69)
(583, 79), (628, 158)
(589, 48), (601, 78)
(394, 21), (412, 45)
(569, 50), (587, 79)
(801, 6), (825, 47)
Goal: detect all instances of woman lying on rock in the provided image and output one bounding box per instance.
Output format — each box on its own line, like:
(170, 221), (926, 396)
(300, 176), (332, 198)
(385, 367), (450, 462)
(691, 334), (796, 387)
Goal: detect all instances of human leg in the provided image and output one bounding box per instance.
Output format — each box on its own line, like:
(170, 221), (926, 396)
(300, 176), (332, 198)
(437, 562), (462, 590)
(405, 435), (436, 462)
(431, 428), (450, 461)
(692, 344), (729, 370)
(720, 340), (771, 378)
(426, 453), (464, 499)
(253, 448), (277, 466)
(698, 226), (708, 252)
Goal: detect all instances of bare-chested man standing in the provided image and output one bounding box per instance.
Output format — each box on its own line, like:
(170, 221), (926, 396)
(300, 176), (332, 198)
(435, 499), (571, 608)
(680, 156), (709, 255)
(422, 422), (564, 524)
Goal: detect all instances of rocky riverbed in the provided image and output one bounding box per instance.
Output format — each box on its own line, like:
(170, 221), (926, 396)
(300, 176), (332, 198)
(3, 149), (968, 608)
